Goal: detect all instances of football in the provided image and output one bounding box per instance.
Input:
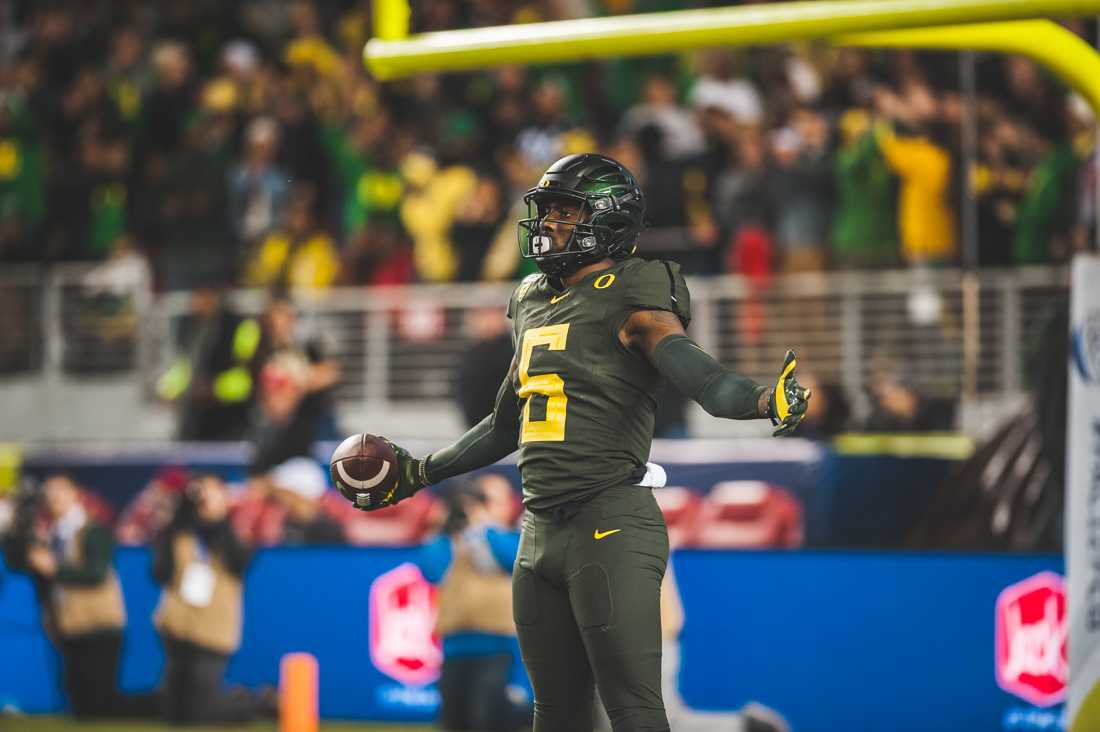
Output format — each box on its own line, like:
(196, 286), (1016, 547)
(330, 433), (399, 510)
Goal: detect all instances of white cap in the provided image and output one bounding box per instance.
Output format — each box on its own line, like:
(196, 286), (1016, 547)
(223, 40), (258, 75)
(690, 77), (763, 125)
(269, 457), (329, 500)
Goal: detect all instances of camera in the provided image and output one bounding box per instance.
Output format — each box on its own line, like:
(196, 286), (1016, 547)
(168, 482), (201, 529)
(1, 478), (44, 572)
(11, 478), (43, 533)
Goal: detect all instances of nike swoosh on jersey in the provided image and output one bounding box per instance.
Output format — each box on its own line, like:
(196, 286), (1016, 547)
(593, 528), (622, 540)
(550, 291), (572, 304)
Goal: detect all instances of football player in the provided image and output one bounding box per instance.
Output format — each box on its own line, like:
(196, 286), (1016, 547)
(352, 153), (809, 732)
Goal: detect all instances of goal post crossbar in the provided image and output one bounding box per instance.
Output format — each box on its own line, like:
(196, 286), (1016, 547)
(366, 0), (1100, 115)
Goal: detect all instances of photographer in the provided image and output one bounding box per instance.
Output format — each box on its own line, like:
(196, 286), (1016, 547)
(2, 473), (152, 718)
(151, 474), (274, 724)
(417, 475), (530, 732)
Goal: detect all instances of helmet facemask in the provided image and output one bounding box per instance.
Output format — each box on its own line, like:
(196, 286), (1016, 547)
(518, 190), (634, 276)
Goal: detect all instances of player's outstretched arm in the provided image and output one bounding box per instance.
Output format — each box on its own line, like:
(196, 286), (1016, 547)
(378, 357), (522, 506)
(622, 309), (811, 436)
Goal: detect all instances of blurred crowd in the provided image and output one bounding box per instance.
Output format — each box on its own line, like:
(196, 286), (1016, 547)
(0, 0), (1095, 293)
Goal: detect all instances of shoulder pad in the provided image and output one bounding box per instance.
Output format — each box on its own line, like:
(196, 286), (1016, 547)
(620, 258), (691, 327)
(508, 274), (543, 319)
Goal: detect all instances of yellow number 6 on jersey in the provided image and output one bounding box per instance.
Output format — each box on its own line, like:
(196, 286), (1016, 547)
(518, 324), (569, 443)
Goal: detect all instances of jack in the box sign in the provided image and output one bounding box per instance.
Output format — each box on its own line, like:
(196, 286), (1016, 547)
(994, 571), (1067, 707)
(369, 563), (443, 686)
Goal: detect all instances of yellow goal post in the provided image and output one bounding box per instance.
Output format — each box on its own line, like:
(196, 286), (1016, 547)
(365, 0), (1100, 115)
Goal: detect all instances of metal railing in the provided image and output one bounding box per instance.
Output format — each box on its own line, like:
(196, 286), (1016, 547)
(0, 263), (155, 379)
(0, 263), (1071, 440)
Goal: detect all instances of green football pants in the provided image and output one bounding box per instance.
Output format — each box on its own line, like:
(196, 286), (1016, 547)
(512, 484), (670, 732)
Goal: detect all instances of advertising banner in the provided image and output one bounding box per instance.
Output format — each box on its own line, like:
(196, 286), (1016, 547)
(0, 548), (1065, 729)
(1067, 255), (1100, 731)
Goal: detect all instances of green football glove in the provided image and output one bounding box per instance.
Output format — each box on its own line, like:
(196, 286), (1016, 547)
(767, 350), (812, 437)
(353, 438), (432, 512)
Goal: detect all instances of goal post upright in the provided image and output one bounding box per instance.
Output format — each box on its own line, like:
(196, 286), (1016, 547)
(371, 0), (410, 41)
(836, 20), (1100, 115)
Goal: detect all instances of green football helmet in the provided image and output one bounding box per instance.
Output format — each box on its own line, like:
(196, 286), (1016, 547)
(518, 153), (646, 276)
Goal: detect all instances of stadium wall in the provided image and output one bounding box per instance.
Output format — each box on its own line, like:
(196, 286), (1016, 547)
(0, 547), (1062, 731)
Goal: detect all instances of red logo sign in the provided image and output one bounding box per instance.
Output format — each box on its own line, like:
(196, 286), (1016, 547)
(994, 571), (1067, 707)
(369, 563), (442, 686)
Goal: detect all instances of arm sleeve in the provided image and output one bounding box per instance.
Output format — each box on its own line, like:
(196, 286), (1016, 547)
(55, 525), (112, 586)
(213, 521), (252, 577)
(425, 372), (521, 484)
(652, 334), (767, 420)
(151, 530), (176, 586)
(417, 536), (453, 584)
(876, 128), (916, 174)
(485, 527), (520, 572)
(2, 530), (32, 572)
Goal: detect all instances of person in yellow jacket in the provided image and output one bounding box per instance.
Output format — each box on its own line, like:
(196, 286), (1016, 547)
(876, 120), (957, 265)
(242, 186), (341, 291)
(156, 285), (262, 441)
(152, 474), (274, 724)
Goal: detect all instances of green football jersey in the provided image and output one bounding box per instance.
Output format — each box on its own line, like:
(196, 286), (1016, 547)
(506, 257), (691, 510)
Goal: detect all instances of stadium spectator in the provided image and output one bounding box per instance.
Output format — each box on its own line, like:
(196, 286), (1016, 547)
(243, 183), (340, 291)
(830, 109), (899, 269)
(141, 41), (194, 163)
(417, 475), (530, 732)
(81, 232), (152, 298)
(769, 109), (832, 272)
(619, 73), (704, 161)
(0, 63), (47, 264)
(631, 124), (696, 258)
(145, 101), (236, 291)
(516, 76), (573, 169)
(2, 473), (156, 719)
(789, 372), (851, 441)
(711, 129), (774, 275)
(400, 149), (477, 282)
(249, 293), (342, 472)
(454, 306), (514, 428)
(156, 284), (262, 441)
(451, 171), (505, 282)
(228, 116), (289, 247)
(481, 143), (548, 281)
(317, 102), (400, 244)
(484, 68), (533, 158)
(152, 474), (274, 724)
(864, 357), (956, 433)
(66, 232), (151, 373)
(240, 457), (343, 546)
(874, 83), (958, 266)
(971, 114), (1028, 267)
(116, 467), (190, 546)
(1013, 133), (1079, 264)
(689, 49), (764, 127)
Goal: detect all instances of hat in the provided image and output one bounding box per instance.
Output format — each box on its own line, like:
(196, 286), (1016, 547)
(690, 77), (763, 125)
(269, 457), (329, 500)
(222, 40), (258, 75)
(152, 467), (189, 493)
